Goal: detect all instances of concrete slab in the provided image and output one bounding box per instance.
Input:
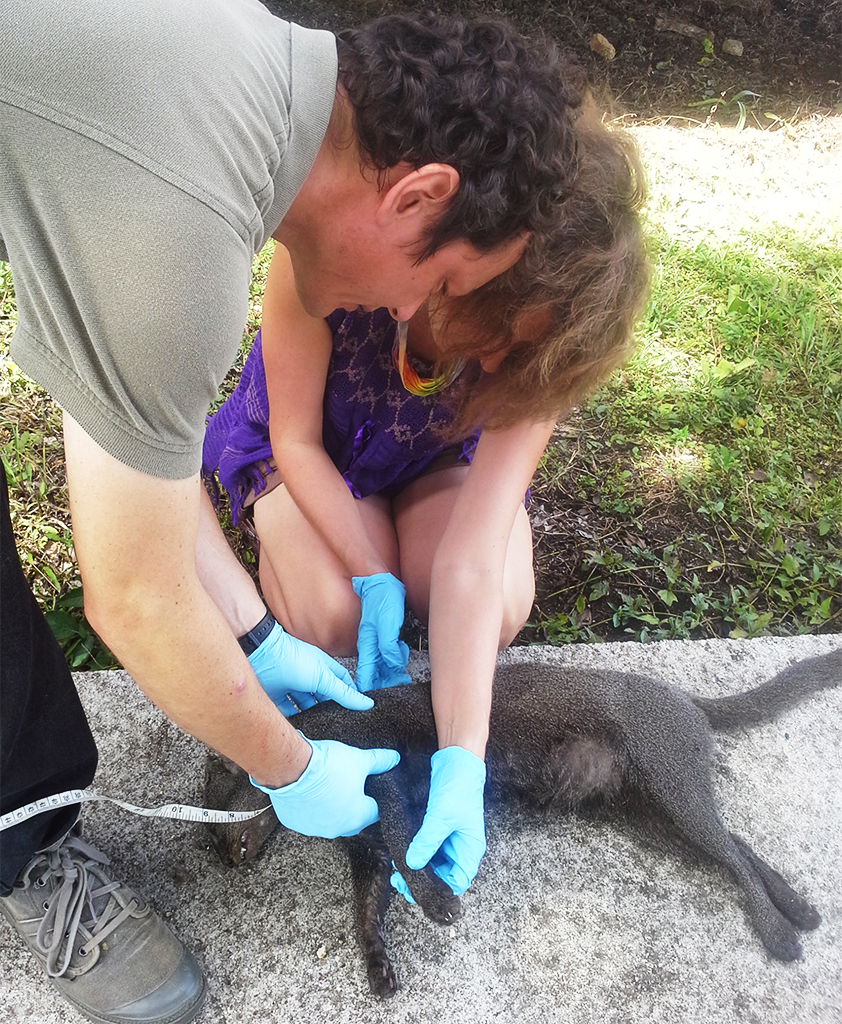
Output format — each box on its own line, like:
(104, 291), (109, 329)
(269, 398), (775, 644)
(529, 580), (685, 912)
(1, 634), (840, 1024)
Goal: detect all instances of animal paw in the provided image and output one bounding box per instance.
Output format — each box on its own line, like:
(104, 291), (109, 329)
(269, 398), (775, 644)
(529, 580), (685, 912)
(760, 913), (804, 962)
(424, 891), (461, 926)
(781, 896), (821, 932)
(416, 869), (462, 925)
(366, 953), (398, 999)
(732, 835), (823, 934)
(204, 753), (279, 866)
(761, 870), (821, 931)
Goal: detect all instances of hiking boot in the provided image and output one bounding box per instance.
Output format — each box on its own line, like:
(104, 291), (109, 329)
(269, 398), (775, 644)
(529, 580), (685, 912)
(0, 828), (205, 1024)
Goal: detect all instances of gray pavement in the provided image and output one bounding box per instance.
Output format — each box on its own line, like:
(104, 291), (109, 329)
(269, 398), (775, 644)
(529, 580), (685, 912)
(1, 634), (841, 1024)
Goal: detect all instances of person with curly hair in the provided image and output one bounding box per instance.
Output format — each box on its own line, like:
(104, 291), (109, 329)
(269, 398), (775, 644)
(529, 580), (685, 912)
(201, 83), (649, 901)
(1, 3), (598, 1020)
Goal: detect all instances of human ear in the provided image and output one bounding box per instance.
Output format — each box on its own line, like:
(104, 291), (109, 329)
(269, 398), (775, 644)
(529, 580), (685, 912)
(375, 163), (459, 233)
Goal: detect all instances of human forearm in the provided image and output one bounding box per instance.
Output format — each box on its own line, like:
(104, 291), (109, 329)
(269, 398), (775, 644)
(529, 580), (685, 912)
(400, 561), (497, 901)
(397, 423), (551, 901)
(88, 566), (401, 841)
(262, 244), (390, 581)
(195, 485), (267, 636)
(427, 561), (503, 758)
(276, 445), (411, 687)
(87, 572), (310, 787)
(63, 413), (309, 786)
(425, 421), (551, 756)
(275, 438), (389, 578)
(63, 404), (397, 843)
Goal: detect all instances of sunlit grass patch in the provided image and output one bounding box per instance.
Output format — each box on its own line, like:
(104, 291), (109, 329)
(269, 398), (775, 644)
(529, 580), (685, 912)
(532, 226), (841, 644)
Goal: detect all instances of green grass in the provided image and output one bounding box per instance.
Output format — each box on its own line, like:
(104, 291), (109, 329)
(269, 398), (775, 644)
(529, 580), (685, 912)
(531, 226), (841, 643)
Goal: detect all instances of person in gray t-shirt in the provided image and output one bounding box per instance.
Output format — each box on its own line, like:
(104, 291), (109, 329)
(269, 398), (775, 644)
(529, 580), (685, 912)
(1, 4), (582, 1020)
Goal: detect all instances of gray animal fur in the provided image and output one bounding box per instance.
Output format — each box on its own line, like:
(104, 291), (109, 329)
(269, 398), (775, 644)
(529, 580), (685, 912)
(205, 648), (841, 998)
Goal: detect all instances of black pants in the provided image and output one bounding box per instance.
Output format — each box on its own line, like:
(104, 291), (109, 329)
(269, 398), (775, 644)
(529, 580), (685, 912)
(0, 460), (98, 894)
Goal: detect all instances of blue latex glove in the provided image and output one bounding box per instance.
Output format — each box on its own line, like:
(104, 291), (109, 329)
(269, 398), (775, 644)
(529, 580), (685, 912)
(250, 735), (400, 839)
(398, 746), (487, 898)
(248, 620), (374, 717)
(390, 862), (416, 904)
(351, 573), (411, 691)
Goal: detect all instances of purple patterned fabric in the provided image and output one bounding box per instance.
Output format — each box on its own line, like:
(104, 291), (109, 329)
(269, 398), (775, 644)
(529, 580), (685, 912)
(202, 308), (481, 523)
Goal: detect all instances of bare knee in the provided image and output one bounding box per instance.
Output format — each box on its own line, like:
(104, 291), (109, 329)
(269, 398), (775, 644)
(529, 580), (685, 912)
(278, 594), (359, 657)
(499, 506), (536, 647)
(302, 614), (359, 659)
(499, 571), (535, 648)
(259, 560), (359, 657)
(404, 569), (533, 648)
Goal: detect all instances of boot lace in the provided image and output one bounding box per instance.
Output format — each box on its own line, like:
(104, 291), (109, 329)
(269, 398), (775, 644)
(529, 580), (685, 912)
(21, 834), (143, 978)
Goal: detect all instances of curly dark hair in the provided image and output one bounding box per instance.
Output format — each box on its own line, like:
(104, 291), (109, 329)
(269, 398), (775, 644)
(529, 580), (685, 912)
(336, 12), (583, 260)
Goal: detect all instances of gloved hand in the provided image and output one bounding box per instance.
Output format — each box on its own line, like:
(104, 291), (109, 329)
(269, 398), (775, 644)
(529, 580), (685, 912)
(250, 735), (400, 838)
(389, 863), (415, 904)
(248, 620), (373, 716)
(351, 573), (411, 691)
(397, 746), (487, 899)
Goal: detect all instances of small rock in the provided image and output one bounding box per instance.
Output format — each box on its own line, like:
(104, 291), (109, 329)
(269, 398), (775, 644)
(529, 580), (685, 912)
(172, 862), (191, 885)
(723, 38), (744, 56)
(316, 944), (328, 959)
(590, 33), (616, 61)
(574, 606), (593, 628)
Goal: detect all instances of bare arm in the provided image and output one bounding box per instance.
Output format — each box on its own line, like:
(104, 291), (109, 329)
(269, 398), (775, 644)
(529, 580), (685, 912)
(63, 413), (310, 788)
(427, 418), (556, 758)
(397, 417), (555, 895)
(194, 483), (266, 637)
(261, 244), (389, 579)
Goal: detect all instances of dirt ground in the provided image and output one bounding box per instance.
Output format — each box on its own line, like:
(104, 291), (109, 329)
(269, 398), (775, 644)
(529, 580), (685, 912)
(268, 0), (841, 123)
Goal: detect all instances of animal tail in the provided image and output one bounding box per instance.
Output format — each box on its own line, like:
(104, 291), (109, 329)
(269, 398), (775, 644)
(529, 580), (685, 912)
(691, 648), (842, 731)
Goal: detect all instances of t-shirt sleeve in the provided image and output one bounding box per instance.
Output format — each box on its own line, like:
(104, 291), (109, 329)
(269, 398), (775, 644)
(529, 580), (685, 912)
(7, 119), (252, 481)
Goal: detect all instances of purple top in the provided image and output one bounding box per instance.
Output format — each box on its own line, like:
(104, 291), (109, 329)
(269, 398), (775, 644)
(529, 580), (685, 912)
(202, 308), (481, 523)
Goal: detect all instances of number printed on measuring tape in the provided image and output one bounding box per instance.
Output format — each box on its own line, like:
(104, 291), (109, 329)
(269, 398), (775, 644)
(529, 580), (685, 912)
(0, 787), (272, 832)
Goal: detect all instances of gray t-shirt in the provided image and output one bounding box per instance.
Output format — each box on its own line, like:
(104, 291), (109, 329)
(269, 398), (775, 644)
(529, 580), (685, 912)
(0, 0), (336, 478)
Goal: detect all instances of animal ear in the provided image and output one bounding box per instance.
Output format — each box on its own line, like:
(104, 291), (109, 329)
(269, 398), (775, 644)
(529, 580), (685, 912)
(375, 163), (459, 232)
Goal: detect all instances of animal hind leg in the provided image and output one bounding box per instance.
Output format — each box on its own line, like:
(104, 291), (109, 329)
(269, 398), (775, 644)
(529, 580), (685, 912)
(631, 743), (805, 960)
(730, 833), (821, 931)
(639, 794), (804, 958)
(342, 828), (399, 999)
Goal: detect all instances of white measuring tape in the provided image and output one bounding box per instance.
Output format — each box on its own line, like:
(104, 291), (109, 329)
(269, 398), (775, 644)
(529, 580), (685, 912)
(0, 788), (271, 832)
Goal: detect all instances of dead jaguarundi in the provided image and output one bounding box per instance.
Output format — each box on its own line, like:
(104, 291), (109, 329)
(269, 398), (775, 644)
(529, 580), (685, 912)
(205, 648), (841, 998)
